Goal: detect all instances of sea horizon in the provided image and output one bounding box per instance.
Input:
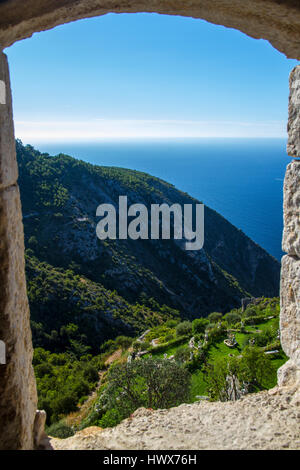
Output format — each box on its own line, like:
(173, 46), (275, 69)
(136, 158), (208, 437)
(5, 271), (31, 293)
(22, 137), (290, 262)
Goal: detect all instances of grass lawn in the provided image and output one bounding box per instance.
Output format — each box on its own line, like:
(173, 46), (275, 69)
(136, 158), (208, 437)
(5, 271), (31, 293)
(144, 339), (189, 359)
(188, 319), (286, 400)
(144, 316), (287, 403)
(190, 370), (207, 401)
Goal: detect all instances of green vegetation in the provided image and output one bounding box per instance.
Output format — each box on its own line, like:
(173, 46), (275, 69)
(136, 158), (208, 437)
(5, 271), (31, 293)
(17, 139), (280, 330)
(27, 253), (179, 354)
(94, 357), (191, 428)
(15, 141), (283, 435)
(33, 348), (103, 424)
(46, 421), (75, 439)
(78, 298), (287, 432)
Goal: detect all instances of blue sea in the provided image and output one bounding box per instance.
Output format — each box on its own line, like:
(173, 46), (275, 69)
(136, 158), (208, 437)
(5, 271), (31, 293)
(35, 138), (291, 261)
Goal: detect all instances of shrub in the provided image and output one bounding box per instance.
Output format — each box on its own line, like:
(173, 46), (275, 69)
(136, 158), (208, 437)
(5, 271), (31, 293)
(253, 327), (276, 347)
(208, 312), (223, 323)
(100, 339), (117, 354)
(205, 345), (275, 401)
(47, 421), (74, 439)
(174, 346), (190, 365)
(115, 336), (133, 351)
(243, 306), (259, 318)
(224, 312), (241, 325)
(205, 356), (241, 401)
(176, 321), (192, 337)
(98, 408), (123, 428)
(239, 346), (275, 388)
(163, 334), (174, 343)
(165, 319), (179, 328)
(192, 318), (209, 335)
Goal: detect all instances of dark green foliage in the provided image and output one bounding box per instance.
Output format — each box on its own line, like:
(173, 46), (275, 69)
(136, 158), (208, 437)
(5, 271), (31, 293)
(33, 348), (103, 424)
(238, 346), (275, 387)
(244, 307), (259, 318)
(252, 326), (278, 347)
(14, 138), (281, 427)
(95, 358), (191, 427)
(205, 346), (275, 401)
(208, 312), (223, 323)
(192, 318), (209, 334)
(27, 253), (177, 354)
(46, 421), (75, 439)
(176, 321), (193, 337)
(174, 346), (190, 365)
(115, 336), (133, 351)
(16, 139), (280, 333)
(98, 409), (124, 428)
(223, 312), (241, 325)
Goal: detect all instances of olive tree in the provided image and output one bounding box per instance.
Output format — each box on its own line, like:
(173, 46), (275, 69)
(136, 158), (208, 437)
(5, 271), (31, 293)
(100, 357), (191, 418)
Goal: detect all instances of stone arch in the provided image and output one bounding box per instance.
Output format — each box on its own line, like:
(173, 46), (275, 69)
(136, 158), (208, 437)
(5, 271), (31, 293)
(0, 0), (299, 450)
(0, 0), (300, 59)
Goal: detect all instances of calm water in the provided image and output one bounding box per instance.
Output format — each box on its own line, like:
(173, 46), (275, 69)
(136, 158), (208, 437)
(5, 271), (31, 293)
(34, 138), (290, 261)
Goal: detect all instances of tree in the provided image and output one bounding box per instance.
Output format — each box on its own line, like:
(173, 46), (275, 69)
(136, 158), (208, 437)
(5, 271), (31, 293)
(205, 356), (241, 401)
(205, 346), (275, 401)
(224, 312), (241, 325)
(176, 321), (192, 337)
(208, 312), (223, 323)
(115, 335), (133, 351)
(239, 346), (274, 388)
(99, 357), (191, 421)
(192, 318), (209, 334)
(174, 346), (190, 365)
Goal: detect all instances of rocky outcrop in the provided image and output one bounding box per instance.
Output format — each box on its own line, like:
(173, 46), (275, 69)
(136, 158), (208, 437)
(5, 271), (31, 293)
(282, 160), (300, 257)
(287, 67), (300, 158)
(278, 66), (300, 389)
(0, 51), (37, 450)
(0, 1), (300, 59)
(50, 388), (300, 450)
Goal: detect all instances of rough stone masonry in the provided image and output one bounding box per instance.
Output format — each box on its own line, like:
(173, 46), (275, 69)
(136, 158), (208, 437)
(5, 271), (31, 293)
(278, 65), (300, 389)
(0, 50), (38, 450)
(0, 0), (299, 450)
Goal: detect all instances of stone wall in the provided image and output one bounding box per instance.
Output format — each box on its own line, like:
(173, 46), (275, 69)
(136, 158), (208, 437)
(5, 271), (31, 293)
(278, 65), (300, 389)
(0, 1), (299, 450)
(0, 51), (37, 450)
(0, 1), (300, 59)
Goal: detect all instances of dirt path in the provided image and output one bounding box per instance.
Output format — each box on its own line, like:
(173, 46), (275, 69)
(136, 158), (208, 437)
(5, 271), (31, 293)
(65, 349), (123, 428)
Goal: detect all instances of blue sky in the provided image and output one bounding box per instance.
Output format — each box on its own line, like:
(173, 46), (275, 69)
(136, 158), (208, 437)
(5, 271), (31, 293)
(5, 13), (298, 141)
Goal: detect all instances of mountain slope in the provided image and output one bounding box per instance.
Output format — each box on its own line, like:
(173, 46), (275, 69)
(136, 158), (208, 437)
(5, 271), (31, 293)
(27, 254), (179, 353)
(17, 140), (280, 333)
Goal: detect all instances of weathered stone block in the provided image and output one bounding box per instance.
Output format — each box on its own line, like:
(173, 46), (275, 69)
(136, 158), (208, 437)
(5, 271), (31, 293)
(0, 184), (38, 449)
(277, 358), (300, 388)
(0, 53), (18, 190)
(282, 160), (300, 258)
(280, 255), (300, 364)
(287, 65), (300, 158)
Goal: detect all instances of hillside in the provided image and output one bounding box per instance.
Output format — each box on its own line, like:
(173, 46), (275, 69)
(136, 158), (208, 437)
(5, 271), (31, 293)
(27, 254), (179, 354)
(41, 297), (288, 434)
(17, 140), (280, 345)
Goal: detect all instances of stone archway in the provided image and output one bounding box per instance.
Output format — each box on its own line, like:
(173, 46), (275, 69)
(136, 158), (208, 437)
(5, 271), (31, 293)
(0, 0), (299, 450)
